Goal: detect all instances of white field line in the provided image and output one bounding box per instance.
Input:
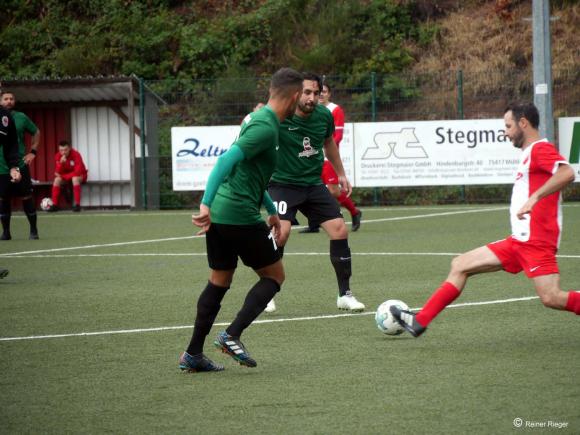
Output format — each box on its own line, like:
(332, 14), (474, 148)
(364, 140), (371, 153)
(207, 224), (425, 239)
(0, 207), (506, 258)
(3, 252), (580, 259)
(0, 295), (539, 342)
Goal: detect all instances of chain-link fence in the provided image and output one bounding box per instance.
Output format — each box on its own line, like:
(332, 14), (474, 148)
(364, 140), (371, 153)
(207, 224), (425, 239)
(145, 69), (580, 209)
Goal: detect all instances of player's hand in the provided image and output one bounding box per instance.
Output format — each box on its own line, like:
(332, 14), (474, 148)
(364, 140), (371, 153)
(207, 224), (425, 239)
(9, 168), (21, 183)
(267, 214), (281, 244)
(516, 196), (537, 220)
(23, 153), (36, 165)
(60, 155), (67, 164)
(338, 175), (352, 197)
(192, 204), (211, 235)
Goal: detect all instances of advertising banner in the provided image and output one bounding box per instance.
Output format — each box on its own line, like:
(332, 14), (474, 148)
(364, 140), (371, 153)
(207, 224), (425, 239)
(352, 119), (521, 187)
(171, 126), (240, 191)
(558, 117), (580, 181)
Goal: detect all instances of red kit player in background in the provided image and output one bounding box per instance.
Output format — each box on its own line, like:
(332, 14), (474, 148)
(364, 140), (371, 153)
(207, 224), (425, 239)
(301, 82), (362, 233)
(391, 101), (580, 337)
(49, 140), (88, 212)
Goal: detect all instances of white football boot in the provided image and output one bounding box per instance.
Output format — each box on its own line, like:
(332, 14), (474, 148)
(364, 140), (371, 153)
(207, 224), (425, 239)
(264, 299), (277, 313)
(337, 291), (365, 312)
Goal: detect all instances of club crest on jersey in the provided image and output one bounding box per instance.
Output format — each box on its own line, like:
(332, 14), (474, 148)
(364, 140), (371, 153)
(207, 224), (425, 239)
(1, 116), (8, 127)
(298, 137), (319, 158)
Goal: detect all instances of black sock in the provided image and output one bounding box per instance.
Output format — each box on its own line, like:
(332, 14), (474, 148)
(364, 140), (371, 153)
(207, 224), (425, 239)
(0, 199), (11, 235)
(22, 197), (37, 233)
(330, 239), (352, 297)
(186, 281), (229, 356)
(226, 277), (281, 337)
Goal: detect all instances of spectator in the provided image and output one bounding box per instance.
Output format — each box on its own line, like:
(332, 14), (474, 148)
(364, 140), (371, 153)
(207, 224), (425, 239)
(49, 140), (88, 212)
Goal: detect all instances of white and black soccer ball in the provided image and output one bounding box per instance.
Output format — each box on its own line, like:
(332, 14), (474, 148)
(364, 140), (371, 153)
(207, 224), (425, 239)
(375, 299), (409, 335)
(40, 197), (53, 211)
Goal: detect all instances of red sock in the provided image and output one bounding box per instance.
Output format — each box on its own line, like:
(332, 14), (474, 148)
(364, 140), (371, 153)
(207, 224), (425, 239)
(73, 185), (81, 205)
(51, 185), (61, 205)
(338, 192), (358, 216)
(565, 291), (580, 315)
(416, 281), (461, 327)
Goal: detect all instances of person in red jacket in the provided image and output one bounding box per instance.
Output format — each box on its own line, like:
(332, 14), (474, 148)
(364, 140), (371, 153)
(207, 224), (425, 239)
(49, 140), (88, 212)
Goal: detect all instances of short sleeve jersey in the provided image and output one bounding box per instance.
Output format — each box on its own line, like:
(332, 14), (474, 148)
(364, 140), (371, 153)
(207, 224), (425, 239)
(12, 111), (38, 165)
(271, 104), (334, 186)
(210, 106), (280, 225)
(0, 109), (19, 174)
(510, 139), (570, 248)
(326, 102), (345, 147)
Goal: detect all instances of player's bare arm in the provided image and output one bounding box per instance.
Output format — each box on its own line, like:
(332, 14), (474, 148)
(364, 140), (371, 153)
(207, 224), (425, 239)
(517, 164), (575, 219)
(323, 136), (352, 197)
(23, 130), (40, 165)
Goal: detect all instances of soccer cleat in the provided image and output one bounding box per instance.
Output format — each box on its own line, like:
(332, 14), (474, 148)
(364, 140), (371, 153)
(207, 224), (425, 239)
(178, 351), (224, 373)
(0, 232), (11, 241)
(390, 305), (426, 337)
(337, 291), (365, 312)
(0, 269), (8, 279)
(299, 226), (320, 233)
(29, 231), (39, 240)
(72, 204), (81, 212)
(47, 205), (59, 212)
(264, 299), (276, 313)
(351, 210), (362, 232)
(214, 331), (257, 368)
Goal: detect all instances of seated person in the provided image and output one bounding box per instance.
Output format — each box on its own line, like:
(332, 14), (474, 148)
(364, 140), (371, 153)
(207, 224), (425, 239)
(49, 140), (88, 212)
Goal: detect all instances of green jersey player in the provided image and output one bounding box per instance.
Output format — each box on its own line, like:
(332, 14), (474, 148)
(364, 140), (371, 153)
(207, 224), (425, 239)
(267, 73), (365, 313)
(179, 68), (303, 373)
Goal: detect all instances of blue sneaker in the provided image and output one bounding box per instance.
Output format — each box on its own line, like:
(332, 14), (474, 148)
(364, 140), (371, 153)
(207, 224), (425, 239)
(214, 331), (257, 368)
(179, 352), (224, 373)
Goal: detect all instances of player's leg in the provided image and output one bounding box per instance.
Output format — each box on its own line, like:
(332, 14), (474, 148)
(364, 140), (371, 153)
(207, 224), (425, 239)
(18, 166), (38, 239)
(0, 196), (11, 240)
(391, 244), (504, 337)
(50, 175), (63, 211)
(216, 222), (284, 367)
(71, 176), (83, 211)
(0, 175), (12, 239)
(307, 185), (364, 311)
(181, 225), (236, 373)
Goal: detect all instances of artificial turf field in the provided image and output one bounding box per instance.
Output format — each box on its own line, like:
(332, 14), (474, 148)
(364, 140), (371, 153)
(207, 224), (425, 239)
(1, 204), (579, 434)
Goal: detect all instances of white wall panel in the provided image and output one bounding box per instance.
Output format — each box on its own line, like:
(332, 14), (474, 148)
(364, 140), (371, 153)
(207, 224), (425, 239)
(71, 106), (136, 207)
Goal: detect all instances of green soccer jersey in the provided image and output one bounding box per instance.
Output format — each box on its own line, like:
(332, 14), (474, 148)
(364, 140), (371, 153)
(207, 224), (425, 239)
(271, 104), (334, 186)
(210, 106), (280, 225)
(11, 111), (38, 167)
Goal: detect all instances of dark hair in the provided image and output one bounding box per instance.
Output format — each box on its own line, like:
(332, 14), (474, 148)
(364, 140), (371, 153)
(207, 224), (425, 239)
(505, 102), (539, 129)
(270, 68), (304, 96)
(59, 140), (71, 147)
(322, 81), (332, 93)
(302, 72), (323, 93)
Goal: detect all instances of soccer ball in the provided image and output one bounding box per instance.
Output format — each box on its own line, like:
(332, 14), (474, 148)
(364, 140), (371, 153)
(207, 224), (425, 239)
(375, 299), (409, 335)
(40, 197), (53, 211)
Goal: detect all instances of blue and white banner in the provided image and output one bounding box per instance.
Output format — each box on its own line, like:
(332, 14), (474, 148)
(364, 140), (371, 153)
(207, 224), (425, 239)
(171, 126), (239, 191)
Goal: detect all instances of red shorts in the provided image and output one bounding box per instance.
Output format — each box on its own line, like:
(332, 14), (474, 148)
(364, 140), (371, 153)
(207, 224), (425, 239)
(60, 172), (88, 183)
(321, 161), (338, 185)
(487, 237), (559, 278)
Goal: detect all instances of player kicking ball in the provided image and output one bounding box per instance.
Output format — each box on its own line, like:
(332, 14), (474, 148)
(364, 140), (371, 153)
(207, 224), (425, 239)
(392, 102), (580, 337)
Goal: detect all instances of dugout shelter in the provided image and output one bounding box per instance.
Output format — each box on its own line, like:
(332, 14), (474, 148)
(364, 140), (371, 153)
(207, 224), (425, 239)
(1, 76), (162, 209)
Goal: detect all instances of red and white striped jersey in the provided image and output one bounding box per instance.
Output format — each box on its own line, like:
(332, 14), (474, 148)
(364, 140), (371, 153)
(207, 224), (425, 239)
(326, 102), (345, 147)
(510, 139), (569, 247)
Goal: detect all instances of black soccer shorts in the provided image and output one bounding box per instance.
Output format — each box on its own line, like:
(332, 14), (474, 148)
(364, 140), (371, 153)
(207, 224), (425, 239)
(268, 182), (342, 226)
(8, 165), (33, 197)
(205, 222), (281, 271)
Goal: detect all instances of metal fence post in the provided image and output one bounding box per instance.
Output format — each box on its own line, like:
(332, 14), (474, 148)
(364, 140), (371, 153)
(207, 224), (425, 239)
(138, 77), (148, 209)
(371, 72), (379, 205)
(457, 70), (466, 203)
